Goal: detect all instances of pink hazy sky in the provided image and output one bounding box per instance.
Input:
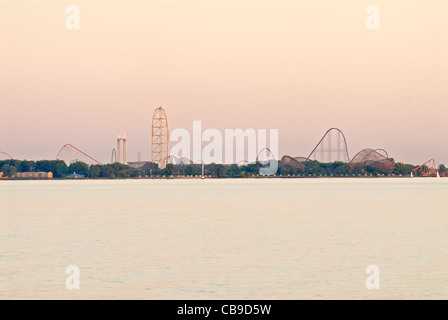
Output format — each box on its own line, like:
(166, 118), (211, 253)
(1, 0), (447, 165)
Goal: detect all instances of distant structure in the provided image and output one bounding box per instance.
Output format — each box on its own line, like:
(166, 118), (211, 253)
(256, 147), (277, 163)
(111, 148), (117, 163)
(117, 132), (127, 164)
(152, 107), (169, 169)
(414, 159), (448, 177)
(308, 128), (350, 163)
(282, 128), (350, 165)
(0, 151), (13, 160)
(374, 149), (389, 159)
(350, 148), (393, 166)
(56, 144), (102, 165)
(350, 148), (395, 172)
(13, 172), (53, 179)
(280, 155), (305, 170)
(168, 155), (192, 166)
(127, 161), (153, 169)
(66, 172), (85, 179)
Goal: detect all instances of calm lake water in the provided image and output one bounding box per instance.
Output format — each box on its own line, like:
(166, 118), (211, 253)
(1, 178), (447, 299)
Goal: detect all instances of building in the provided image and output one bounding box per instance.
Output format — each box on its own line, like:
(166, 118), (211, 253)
(13, 172), (53, 179)
(127, 161), (152, 169)
(66, 172), (85, 179)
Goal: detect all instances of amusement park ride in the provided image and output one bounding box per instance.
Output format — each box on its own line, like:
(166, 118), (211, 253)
(0, 151), (13, 161)
(4, 106), (448, 178)
(413, 159), (447, 177)
(151, 107), (169, 169)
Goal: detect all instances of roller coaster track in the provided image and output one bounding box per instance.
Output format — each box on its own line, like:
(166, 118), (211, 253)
(307, 128), (350, 163)
(256, 147), (277, 162)
(56, 144), (102, 165)
(0, 151), (13, 160)
(414, 158), (448, 177)
(280, 155), (305, 170)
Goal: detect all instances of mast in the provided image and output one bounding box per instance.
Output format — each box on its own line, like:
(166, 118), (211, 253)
(201, 161), (205, 179)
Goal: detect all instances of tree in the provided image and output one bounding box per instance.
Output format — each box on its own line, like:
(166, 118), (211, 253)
(184, 165), (196, 176)
(281, 164), (297, 175)
(109, 162), (129, 177)
(118, 170), (130, 178)
(53, 161), (68, 178)
(227, 164), (242, 177)
(210, 164), (225, 177)
(19, 161), (34, 172)
(101, 166), (114, 178)
(89, 165), (101, 178)
(34, 160), (67, 177)
(140, 162), (158, 176)
(394, 162), (414, 176)
(1, 164), (16, 177)
(68, 161), (89, 176)
(164, 164), (174, 176)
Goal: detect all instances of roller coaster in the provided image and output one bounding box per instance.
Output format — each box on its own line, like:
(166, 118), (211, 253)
(0, 151), (13, 161)
(280, 155), (305, 170)
(307, 128), (350, 163)
(56, 144), (102, 165)
(414, 159), (448, 177)
(161, 127), (393, 169)
(280, 128), (396, 170)
(282, 128), (351, 165)
(350, 148), (390, 165)
(168, 155), (193, 166)
(256, 147), (277, 162)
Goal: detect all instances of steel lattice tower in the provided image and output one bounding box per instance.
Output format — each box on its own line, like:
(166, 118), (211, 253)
(151, 106), (169, 169)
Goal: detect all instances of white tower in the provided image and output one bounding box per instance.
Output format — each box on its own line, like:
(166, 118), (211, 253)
(117, 132), (127, 164)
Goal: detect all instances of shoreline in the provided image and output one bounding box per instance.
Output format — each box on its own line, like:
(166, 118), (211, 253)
(0, 175), (426, 181)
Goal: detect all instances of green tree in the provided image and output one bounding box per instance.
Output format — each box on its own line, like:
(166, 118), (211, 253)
(164, 164), (175, 176)
(281, 164), (297, 175)
(184, 165), (196, 176)
(394, 162), (414, 176)
(101, 166), (114, 178)
(118, 170), (130, 178)
(209, 163), (225, 177)
(19, 161), (34, 172)
(68, 162), (89, 176)
(89, 165), (101, 178)
(53, 161), (68, 178)
(226, 164), (241, 177)
(1, 164), (16, 177)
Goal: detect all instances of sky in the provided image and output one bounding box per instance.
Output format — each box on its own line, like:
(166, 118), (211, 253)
(1, 0), (447, 165)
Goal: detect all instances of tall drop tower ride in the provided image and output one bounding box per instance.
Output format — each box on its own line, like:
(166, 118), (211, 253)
(151, 107), (169, 169)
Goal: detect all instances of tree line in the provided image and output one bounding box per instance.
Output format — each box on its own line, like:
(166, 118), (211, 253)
(1, 159), (442, 179)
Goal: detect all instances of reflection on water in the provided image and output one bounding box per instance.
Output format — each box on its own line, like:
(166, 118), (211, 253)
(1, 178), (447, 299)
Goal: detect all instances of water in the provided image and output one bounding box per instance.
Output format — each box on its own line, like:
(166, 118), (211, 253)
(1, 178), (447, 299)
